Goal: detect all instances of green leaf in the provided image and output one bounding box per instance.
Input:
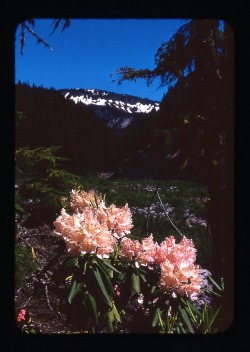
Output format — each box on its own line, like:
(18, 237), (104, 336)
(179, 307), (195, 333)
(150, 285), (157, 294)
(83, 260), (88, 273)
(152, 308), (160, 327)
(139, 272), (147, 283)
(176, 325), (181, 334)
(112, 303), (122, 323)
(185, 299), (202, 319)
(208, 276), (222, 291)
(68, 280), (82, 304)
(94, 258), (110, 276)
(138, 267), (147, 275)
(206, 289), (222, 298)
(102, 259), (121, 274)
(107, 309), (115, 322)
(206, 306), (222, 333)
(65, 257), (79, 268)
(86, 292), (99, 325)
(107, 317), (114, 333)
(184, 306), (197, 325)
(94, 192), (99, 208)
(29, 329), (36, 334)
(118, 272), (125, 281)
(95, 260), (115, 295)
(93, 267), (112, 307)
(131, 272), (140, 294)
(179, 323), (187, 333)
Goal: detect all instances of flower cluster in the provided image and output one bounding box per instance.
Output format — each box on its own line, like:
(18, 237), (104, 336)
(54, 189), (133, 258)
(17, 309), (27, 323)
(119, 234), (202, 300)
(16, 309), (39, 334)
(54, 189), (203, 300)
(119, 234), (156, 266)
(69, 189), (102, 212)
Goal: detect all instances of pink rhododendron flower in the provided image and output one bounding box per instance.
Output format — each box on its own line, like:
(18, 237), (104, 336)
(120, 233), (202, 299)
(54, 206), (116, 258)
(55, 189), (203, 300)
(17, 309), (26, 322)
(154, 235), (197, 266)
(54, 189), (132, 259)
(159, 259), (202, 300)
(119, 236), (141, 261)
(120, 234), (158, 267)
(105, 203), (133, 239)
(135, 234), (157, 267)
(157, 236), (202, 300)
(114, 284), (121, 296)
(69, 189), (102, 212)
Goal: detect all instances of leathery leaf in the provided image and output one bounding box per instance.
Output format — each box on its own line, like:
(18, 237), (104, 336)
(93, 267), (112, 307)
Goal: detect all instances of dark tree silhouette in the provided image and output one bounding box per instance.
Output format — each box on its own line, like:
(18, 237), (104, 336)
(18, 18), (70, 54)
(113, 19), (234, 331)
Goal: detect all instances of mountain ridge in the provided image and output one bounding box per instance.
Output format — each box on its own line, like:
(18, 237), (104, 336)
(59, 88), (160, 129)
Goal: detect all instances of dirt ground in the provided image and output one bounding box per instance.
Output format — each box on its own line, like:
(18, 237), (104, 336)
(15, 225), (86, 334)
(15, 225), (140, 334)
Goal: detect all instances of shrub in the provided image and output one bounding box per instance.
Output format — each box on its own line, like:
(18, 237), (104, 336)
(15, 146), (80, 227)
(15, 244), (38, 290)
(52, 188), (223, 333)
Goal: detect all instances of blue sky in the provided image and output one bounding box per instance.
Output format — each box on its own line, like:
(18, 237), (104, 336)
(15, 18), (184, 101)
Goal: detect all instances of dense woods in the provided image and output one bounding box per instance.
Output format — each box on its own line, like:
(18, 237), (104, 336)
(15, 82), (121, 174)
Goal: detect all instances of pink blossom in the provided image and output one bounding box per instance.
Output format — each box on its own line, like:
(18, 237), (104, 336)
(17, 309), (26, 322)
(154, 235), (197, 266)
(69, 189), (102, 212)
(119, 234), (157, 267)
(106, 204), (133, 239)
(136, 235), (157, 267)
(159, 255), (202, 300)
(119, 237), (138, 260)
(54, 189), (203, 300)
(54, 189), (133, 259)
(54, 206), (116, 258)
(120, 234), (202, 299)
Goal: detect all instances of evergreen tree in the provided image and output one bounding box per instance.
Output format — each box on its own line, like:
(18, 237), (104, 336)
(15, 83), (119, 174)
(114, 19), (234, 331)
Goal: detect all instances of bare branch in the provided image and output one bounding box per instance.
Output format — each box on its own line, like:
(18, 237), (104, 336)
(145, 180), (161, 236)
(157, 189), (183, 237)
(21, 22), (53, 54)
(19, 19), (70, 55)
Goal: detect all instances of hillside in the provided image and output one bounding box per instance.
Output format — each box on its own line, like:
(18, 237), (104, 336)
(59, 88), (160, 129)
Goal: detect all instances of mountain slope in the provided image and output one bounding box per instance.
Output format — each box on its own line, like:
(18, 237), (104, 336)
(59, 88), (160, 129)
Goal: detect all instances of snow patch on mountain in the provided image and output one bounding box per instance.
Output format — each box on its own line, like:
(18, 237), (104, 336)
(59, 88), (160, 129)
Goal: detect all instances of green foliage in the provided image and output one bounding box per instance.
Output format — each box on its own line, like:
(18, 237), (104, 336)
(15, 146), (80, 227)
(154, 299), (217, 334)
(56, 250), (223, 334)
(16, 146), (68, 176)
(58, 254), (123, 332)
(78, 175), (211, 268)
(15, 244), (39, 289)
